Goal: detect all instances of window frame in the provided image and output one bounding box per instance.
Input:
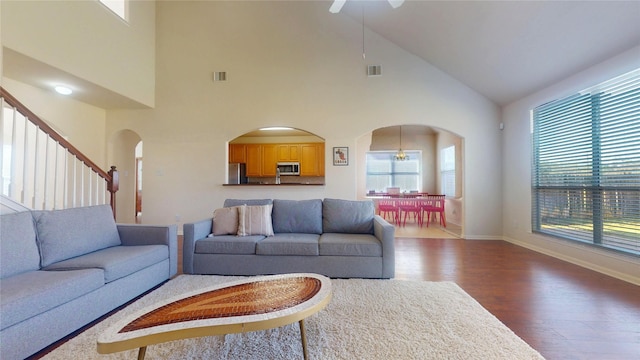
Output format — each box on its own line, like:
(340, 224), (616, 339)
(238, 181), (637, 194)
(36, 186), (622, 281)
(531, 69), (640, 256)
(440, 145), (455, 197)
(365, 150), (422, 193)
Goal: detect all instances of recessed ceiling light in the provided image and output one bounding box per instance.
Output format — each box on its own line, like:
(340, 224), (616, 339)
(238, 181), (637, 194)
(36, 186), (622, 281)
(259, 127), (294, 131)
(54, 86), (73, 95)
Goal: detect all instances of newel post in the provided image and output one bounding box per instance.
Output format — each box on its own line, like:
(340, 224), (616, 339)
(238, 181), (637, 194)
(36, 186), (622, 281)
(107, 166), (119, 219)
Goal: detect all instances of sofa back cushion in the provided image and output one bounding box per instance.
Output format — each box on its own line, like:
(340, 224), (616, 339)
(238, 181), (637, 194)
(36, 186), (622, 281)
(0, 211), (41, 278)
(272, 199), (323, 234)
(224, 199), (273, 207)
(322, 198), (375, 234)
(33, 205), (121, 267)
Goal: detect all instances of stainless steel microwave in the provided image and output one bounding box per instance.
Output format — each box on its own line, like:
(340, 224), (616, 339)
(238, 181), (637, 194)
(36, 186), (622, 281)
(276, 162), (300, 175)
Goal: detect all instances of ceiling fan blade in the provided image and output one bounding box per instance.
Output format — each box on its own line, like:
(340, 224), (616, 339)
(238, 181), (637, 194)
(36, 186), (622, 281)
(329, 0), (347, 13)
(387, 0), (404, 9)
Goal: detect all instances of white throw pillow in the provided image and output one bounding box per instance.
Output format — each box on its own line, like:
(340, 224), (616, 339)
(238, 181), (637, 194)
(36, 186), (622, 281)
(237, 204), (274, 236)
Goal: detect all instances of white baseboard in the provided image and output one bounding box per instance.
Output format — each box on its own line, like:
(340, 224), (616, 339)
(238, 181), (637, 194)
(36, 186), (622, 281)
(464, 235), (503, 240)
(503, 236), (640, 286)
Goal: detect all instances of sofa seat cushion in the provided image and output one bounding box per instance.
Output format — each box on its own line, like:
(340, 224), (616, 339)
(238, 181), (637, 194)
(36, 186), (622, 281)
(44, 245), (168, 283)
(0, 269), (104, 330)
(0, 211), (41, 279)
(319, 233), (382, 257)
(195, 235), (265, 255)
(272, 199), (323, 234)
(33, 205), (121, 267)
(256, 233), (320, 256)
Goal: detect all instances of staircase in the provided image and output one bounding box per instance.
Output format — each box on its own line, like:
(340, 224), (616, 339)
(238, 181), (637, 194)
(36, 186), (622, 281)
(0, 87), (118, 216)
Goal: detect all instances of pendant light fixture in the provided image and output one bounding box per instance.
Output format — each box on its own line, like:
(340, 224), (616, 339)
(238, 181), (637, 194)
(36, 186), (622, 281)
(394, 126), (409, 161)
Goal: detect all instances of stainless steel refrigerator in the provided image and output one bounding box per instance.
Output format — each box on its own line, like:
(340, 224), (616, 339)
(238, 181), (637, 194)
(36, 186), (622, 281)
(228, 163), (247, 184)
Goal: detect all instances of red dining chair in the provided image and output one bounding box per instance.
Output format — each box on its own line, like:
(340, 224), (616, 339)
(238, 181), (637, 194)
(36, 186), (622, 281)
(398, 199), (422, 226)
(377, 199), (399, 225)
(420, 195), (446, 227)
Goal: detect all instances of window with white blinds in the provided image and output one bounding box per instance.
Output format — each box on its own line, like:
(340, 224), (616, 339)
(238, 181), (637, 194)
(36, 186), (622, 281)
(441, 146), (455, 197)
(532, 68), (640, 255)
(366, 151), (421, 193)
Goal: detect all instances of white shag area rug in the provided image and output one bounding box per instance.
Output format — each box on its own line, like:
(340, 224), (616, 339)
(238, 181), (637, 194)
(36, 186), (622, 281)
(43, 275), (544, 360)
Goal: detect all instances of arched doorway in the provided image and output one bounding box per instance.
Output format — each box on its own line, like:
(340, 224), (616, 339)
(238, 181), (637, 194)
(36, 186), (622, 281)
(135, 141), (143, 223)
(357, 124), (463, 238)
(108, 129), (142, 224)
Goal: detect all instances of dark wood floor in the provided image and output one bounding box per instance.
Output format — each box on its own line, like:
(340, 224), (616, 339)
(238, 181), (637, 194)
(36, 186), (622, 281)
(30, 237), (639, 360)
(394, 238), (640, 360)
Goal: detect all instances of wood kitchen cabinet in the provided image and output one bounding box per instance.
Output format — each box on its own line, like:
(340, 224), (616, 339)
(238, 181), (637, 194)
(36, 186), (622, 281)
(241, 142), (324, 177)
(229, 144), (246, 164)
(244, 144), (278, 177)
(262, 144), (278, 176)
(277, 144), (300, 162)
(300, 143), (325, 176)
(317, 143), (325, 176)
(245, 144), (262, 176)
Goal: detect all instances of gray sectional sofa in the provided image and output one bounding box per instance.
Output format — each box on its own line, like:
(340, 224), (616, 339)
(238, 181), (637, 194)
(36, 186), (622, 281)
(0, 204), (178, 360)
(183, 198), (395, 279)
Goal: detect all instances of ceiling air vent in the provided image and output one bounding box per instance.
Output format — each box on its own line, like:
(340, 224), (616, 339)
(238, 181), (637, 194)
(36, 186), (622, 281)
(367, 65), (382, 77)
(213, 71), (227, 82)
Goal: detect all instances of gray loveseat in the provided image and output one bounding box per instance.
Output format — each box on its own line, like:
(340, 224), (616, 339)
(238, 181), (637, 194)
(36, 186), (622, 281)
(183, 198), (395, 279)
(0, 204), (178, 360)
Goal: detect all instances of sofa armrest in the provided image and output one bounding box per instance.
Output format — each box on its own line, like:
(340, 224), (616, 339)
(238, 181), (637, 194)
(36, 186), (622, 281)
(373, 215), (395, 278)
(117, 224), (178, 277)
(182, 218), (213, 274)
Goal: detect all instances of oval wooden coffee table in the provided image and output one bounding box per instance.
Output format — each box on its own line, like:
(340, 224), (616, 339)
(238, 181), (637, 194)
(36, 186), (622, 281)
(97, 273), (332, 360)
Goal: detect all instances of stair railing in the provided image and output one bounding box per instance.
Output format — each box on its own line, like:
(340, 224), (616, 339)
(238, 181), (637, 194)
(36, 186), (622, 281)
(0, 87), (118, 218)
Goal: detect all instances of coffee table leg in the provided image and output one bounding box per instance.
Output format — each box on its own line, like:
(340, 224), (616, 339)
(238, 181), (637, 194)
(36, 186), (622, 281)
(137, 346), (147, 360)
(299, 319), (308, 360)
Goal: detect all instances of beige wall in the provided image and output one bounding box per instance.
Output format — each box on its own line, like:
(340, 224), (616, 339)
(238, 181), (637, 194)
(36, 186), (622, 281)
(2, 1), (502, 239)
(1, 0), (155, 107)
(502, 45), (640, 285)
(105, 1), (501, 238)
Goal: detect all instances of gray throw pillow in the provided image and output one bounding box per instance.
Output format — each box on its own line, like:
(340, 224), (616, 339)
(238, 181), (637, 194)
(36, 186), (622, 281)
(272, 199), (323, 234)
(322, 198), (375, 234)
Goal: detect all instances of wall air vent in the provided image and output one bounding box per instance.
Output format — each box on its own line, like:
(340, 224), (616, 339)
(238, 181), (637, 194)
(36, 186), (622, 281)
(213, 71), (227, 82)
(367, 65), (382, 77)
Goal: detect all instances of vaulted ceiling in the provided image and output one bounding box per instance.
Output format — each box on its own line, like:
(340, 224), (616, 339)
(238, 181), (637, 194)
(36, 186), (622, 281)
(339, 0), (640, 106)
(3, 1), (639, 109)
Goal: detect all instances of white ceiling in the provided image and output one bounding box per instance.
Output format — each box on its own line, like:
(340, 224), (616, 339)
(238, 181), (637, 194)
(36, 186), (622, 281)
(340, 0), (640, 106)
(3, 1), (639, 109)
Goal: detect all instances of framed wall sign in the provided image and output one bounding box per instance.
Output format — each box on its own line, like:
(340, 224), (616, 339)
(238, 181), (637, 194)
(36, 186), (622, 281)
(333, 147), (348, 166)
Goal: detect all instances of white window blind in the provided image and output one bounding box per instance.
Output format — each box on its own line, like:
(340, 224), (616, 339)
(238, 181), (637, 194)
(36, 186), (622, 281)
(441, 146), (455, 197)
(366, 151), (421, 193)
(532, 68), (640, 255)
